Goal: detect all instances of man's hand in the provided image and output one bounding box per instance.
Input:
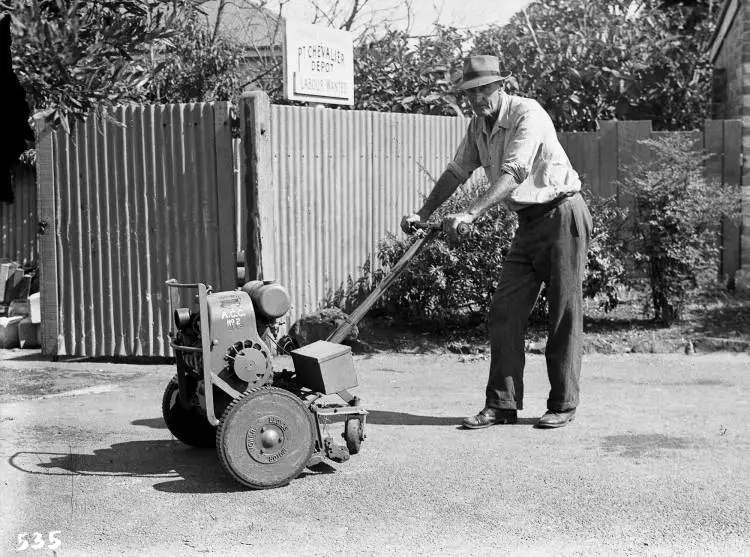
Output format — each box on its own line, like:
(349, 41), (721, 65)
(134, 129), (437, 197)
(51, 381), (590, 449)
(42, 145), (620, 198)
(443, 212), (475, 242)
(400, 213), (422, 234)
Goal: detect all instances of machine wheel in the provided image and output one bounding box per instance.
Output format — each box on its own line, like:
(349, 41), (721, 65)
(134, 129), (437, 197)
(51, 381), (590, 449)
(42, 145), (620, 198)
(344, 417), (364, 455)
(216, 386), (316, 489)
(162, 376), (216, 448)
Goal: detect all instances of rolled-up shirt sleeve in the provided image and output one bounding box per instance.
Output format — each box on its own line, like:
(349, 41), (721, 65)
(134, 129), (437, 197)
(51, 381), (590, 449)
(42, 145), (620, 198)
(501, 103), (552, 184)
(447, 121), (480, 182)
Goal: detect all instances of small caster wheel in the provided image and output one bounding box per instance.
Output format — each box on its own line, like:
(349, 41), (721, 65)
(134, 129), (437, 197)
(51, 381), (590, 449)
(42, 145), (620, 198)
(343, 416), (364, 455)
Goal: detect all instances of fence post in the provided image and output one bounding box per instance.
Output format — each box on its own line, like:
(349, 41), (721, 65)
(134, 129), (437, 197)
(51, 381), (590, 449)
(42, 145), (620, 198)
(240, 91), (275, 282)
(597, 120), (618, 199)
(212, 102), (237, 291)
(722, 120), (742, 286)
(34, 116), (59, 356)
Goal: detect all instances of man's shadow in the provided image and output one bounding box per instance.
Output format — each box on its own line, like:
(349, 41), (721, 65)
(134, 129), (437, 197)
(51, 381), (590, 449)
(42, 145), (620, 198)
(366, 410), (538, 427)
(134, 412), (539, 430)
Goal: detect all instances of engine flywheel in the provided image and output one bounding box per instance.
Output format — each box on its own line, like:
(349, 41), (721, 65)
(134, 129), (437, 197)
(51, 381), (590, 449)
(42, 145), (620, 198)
(226, 340), (272, 388)
(216, 387), (316, 489)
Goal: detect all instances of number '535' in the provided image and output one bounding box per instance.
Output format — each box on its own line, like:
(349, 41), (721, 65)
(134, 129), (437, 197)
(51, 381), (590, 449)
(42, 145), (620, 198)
(16, 531), (61, 551)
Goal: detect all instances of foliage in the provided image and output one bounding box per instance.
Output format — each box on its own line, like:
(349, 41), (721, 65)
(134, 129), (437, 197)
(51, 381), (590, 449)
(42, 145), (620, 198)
(581, 188), (630, 312)
(322, 255), (385, 315)
(145, 12), (245, 104)
(376, 179), (518, 330)
(353, 26), (470, 116)
(6, 0), (189, 130)
(322, 176), (517, 332)
(472, 0), (717, 131)
(617, 134), (740, 325)
(7, 0), (719, 136)
(325, 183), (636, 332)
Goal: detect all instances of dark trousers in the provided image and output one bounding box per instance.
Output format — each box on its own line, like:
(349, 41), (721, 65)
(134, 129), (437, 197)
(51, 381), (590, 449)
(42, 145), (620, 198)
(486, 193), (592, 412)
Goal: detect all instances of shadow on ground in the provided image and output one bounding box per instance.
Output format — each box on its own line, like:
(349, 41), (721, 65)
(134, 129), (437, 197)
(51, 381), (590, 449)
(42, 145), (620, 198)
(0, 368), (147, 402)
(582, 317), (666, 334)
(8, 440), (340, 494)
(132, 411), (540, 430)
(366, 410), (537, 427)
(132, 418), (167, 429)
(0, 350), (173, 365)
(8, 442), (245, 494)
(691, 300), (750, 338)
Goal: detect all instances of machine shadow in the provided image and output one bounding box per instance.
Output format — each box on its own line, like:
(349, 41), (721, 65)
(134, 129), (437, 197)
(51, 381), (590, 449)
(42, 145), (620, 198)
(10, 432), (342, 495)
(132, 417), (167, 429)
(9, 440), (246, 494)
(366, 410), (537, 426)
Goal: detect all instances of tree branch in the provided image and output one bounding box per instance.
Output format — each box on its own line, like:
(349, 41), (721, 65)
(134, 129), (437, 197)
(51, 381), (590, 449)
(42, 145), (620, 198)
(522, 7), (544, 60)
(212, 0), (227, 43)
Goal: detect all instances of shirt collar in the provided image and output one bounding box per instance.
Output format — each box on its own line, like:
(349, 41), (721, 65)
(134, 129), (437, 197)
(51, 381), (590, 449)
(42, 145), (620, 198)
(479, 92), (511, 136)
(496, 92), (511, 128)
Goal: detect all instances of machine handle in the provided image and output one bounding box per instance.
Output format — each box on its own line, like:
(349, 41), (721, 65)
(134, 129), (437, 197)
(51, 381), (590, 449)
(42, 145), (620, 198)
(165, 279), (202, 289)
(169, 340), (202, 353)
(413, 221), (471, 236)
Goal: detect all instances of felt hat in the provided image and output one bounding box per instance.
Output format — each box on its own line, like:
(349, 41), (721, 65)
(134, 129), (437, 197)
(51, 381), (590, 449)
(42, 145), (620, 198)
(454, 55), (511, 91)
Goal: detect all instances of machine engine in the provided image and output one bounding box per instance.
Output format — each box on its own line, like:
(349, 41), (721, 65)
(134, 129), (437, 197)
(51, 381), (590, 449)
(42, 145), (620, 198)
(172, 280), (291, 397)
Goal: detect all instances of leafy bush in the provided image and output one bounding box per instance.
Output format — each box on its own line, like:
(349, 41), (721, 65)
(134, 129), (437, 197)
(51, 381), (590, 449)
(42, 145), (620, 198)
(145, 13), (244, 104)
(581, 189), (630, 312)
(324, 179), (634, 332)
(473, 0), (716, 132)
(8, 0), (184, 128)
(322, 255), (384, 315)
(354, 26), (470, 116)
(322, 177), (518, 332)
(617, 134), (741, 325)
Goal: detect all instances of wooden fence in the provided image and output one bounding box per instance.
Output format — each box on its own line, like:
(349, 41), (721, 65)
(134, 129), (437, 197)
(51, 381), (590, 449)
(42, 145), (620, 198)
(559, 120), (741, 279)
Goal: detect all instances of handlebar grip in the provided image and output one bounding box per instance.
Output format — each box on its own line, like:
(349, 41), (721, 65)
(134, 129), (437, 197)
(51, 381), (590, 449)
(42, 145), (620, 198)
(413, 222), (442, 231)
(412, 221), (471, 235)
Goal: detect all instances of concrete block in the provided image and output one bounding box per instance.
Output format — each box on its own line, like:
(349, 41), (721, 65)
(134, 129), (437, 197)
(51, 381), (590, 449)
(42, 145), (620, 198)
(29, 292), (40, 324)
(0, 316), (24, 348)
(8, 300), (29, 317)
(0, 262), (19, 303)
(18, 316), (40, 349)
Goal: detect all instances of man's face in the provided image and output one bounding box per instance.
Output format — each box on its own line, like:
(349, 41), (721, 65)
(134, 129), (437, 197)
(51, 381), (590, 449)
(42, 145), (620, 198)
(465, 81), (502, 118)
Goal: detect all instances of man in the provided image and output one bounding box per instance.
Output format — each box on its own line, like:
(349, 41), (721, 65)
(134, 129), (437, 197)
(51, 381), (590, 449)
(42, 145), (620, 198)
(401, 55), (592, 429)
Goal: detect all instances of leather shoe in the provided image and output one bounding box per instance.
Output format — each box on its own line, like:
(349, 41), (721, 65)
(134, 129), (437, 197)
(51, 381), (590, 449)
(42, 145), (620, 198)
(462, 408), (517, 429)
(536, 408), (576, 429)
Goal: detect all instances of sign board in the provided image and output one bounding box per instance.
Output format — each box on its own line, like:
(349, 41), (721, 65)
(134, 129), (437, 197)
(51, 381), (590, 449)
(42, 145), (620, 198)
(283, 21), (354, 106)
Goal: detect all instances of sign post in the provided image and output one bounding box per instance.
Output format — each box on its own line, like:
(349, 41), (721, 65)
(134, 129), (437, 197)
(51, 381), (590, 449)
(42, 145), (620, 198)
(283, 21), (354, 106)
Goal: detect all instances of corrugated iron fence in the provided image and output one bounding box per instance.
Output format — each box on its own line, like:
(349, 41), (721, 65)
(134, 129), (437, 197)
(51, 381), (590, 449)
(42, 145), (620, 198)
(1, 164), (37, 266)
(19, 91), (743, 355)
(36, 102), (235, 357)
(256, 98), (742, 326)
(264, 105), (476, 321)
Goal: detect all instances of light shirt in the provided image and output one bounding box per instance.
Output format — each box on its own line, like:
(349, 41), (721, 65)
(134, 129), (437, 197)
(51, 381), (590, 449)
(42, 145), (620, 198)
(447, 92), (580, 211)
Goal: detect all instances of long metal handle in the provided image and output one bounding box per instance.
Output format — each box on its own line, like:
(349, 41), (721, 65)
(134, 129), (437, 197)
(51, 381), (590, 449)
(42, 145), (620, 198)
(327, 228), (441, 344)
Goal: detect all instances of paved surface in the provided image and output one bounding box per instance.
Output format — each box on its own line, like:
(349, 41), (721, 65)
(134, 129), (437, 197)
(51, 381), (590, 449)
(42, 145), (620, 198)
(1, 351), (749, 557)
